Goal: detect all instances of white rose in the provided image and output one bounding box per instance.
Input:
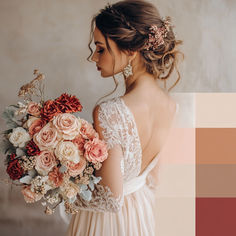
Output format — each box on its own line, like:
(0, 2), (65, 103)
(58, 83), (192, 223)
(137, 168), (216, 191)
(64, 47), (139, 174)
(60, 181), (80, 199)
(8, 127), (31, 148)
(55, 141), (80, 164)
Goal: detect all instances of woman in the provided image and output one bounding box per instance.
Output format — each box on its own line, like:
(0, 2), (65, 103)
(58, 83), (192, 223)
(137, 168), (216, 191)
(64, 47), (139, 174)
(66, 0), (183, 235)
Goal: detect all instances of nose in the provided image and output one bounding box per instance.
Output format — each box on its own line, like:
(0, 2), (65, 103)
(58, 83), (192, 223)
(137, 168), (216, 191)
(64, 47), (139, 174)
(91, 51), (98, 63)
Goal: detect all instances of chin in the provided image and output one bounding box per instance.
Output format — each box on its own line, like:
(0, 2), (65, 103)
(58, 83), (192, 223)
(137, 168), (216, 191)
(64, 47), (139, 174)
(100, 72), (112, 78)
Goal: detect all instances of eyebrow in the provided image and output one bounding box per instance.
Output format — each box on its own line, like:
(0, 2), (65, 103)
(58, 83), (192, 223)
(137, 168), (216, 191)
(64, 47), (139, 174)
(94, 41), (104, 45)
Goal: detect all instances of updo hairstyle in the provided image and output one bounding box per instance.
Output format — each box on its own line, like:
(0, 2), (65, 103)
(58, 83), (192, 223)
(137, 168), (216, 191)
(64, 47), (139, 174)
(88, 0), (184, 101)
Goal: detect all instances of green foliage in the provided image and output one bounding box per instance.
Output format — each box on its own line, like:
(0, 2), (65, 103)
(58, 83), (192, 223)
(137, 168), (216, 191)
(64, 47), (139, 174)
(0, 138), (16, 155)
(1, 106), (21, 129)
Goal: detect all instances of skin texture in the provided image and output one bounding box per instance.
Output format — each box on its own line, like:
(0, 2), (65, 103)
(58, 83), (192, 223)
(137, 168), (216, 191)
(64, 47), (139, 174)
(92, 26), (177, 176)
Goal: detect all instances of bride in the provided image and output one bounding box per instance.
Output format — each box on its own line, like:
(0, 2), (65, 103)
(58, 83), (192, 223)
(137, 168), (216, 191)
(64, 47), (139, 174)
(66, 0), (182, 235)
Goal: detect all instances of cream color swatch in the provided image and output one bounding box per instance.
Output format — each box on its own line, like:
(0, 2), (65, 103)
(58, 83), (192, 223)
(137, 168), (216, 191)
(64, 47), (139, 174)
(155, 197), (195, 236)
(196, 93), (236, 127)
(156, 164), (195, 198)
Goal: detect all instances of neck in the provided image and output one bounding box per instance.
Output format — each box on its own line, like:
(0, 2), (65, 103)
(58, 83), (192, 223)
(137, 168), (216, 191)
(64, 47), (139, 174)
(124, 71), (155, 95)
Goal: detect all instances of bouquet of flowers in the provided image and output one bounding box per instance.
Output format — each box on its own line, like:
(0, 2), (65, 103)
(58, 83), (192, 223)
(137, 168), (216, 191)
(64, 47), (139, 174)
(0, 70), (108, 215)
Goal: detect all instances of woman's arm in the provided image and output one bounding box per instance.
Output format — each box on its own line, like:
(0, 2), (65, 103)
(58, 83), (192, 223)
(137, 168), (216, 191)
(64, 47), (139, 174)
(66, 104), (124, 213)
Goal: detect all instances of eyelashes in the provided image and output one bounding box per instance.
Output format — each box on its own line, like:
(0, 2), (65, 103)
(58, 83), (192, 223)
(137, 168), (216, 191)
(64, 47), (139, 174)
(97, 49), (104, 54)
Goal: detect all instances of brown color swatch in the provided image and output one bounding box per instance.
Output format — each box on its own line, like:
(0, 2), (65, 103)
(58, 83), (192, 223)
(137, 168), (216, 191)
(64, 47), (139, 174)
(196, 164), (236, 197)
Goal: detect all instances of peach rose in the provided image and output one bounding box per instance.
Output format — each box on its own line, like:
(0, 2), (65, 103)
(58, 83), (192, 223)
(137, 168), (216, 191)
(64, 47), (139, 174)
(52, 113), (81, 140)
(80, 119), (99, 140)
(35, 150), (57, 175)
(27, 101), (41, 116)
(55, 141), (80, 164)
(72, 135), (86, 154)
(48, 166), (64, 187)
(28, 118), (47, 137)
(67, 157), (86, 177)
(21, 185), (42, 203)
(84, 138), (108, 163)
(33, 122), (60, 150)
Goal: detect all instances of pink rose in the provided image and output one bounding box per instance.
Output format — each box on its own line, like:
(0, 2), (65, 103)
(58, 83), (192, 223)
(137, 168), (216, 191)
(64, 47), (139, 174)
(52, 113), (81, 140)
(27, 102), (41, 117)
(33, 122), (60, 150)
(48, 166), (64, 187)
(35, 150), (57, 175)
(80, 119), (99, 140)
(67, 157), (86, 177)
(28, 118), (47, 137)
(72, 135), (86, 154)
(84, 138), (108, 163)
(21, 185), (42, 203)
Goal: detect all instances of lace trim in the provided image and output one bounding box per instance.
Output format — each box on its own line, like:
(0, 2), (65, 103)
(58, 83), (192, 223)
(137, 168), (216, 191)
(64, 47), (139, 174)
(118, 97), (142, 179)
(65, 184), (124, 214)
(97, 97), (142, 181)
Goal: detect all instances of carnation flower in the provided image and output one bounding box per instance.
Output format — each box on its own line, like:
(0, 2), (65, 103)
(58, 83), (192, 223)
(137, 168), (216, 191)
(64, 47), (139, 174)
(40, 100), (61, 121)
(6, 158), (24, 180)
(48, 166), (64, 187)
(26, 140), (41, 156)
(55, 93), (83, 113)
(8, 127), (31, 148)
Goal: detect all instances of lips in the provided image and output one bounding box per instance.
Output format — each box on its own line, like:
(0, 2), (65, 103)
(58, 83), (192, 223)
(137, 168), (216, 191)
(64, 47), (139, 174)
(96, 66), (101, 71)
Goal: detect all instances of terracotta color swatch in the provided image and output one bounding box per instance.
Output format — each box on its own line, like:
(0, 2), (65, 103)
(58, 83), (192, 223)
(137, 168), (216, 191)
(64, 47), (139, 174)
(196, 128), (236, 165)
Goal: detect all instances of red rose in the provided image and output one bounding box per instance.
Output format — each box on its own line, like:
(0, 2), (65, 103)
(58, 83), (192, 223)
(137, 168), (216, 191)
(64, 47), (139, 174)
(40, 100), (61, 121)
(26, 140), (41, 156)
(55, 93), (83, 113)
(6, 159), (24, 180)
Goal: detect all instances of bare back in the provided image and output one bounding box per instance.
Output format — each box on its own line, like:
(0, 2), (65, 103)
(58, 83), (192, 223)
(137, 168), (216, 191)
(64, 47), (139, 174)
(121, 80), (177, 174)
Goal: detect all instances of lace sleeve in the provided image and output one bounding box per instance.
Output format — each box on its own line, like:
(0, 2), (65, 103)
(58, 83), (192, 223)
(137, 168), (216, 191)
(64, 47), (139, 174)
(65, 102), (124, 214)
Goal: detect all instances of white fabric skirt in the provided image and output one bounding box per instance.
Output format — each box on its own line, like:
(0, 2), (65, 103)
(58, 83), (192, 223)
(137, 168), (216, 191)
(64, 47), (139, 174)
(66, 183), (157, 236)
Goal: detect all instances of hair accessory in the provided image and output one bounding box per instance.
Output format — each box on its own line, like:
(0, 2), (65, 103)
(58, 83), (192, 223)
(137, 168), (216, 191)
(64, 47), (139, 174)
(123, 59), (133, 78)
(144, 17), (171, 51)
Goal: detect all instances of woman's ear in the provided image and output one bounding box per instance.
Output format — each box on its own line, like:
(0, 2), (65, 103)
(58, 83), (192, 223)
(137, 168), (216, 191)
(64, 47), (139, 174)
(127, 50), (137, 61)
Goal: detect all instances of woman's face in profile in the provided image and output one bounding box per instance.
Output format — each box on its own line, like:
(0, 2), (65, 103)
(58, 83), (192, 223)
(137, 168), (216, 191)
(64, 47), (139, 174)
(91, 27), (128, 77)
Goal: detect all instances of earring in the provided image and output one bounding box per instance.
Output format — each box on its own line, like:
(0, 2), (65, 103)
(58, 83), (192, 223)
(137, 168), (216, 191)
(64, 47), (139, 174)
(123, 59), (133, 78)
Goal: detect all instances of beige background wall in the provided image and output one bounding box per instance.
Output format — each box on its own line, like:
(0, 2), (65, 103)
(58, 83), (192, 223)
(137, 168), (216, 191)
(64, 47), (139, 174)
(0, 0), (234, 235)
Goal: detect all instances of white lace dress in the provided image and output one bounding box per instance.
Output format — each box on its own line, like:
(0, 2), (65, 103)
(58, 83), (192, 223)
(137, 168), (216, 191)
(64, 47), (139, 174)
(65, 96), (178, 236)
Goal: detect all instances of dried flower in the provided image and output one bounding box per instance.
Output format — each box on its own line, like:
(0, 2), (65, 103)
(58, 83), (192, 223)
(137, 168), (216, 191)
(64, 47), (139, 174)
(94, 162), (102, 170)
(19, 156), (36, 171)
(44, 206), (54, 215)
